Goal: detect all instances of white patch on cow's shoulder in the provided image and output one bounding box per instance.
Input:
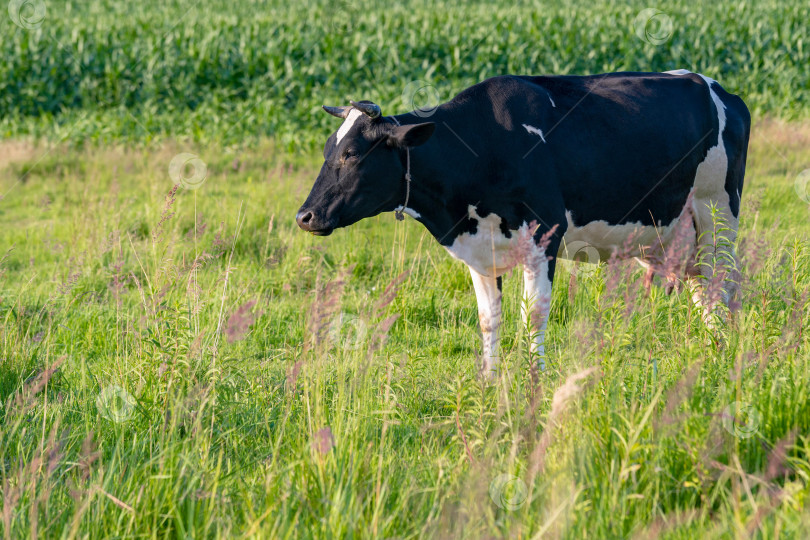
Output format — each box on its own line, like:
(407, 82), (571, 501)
(445, 206), (509, 276)
(336, 108), (363, 144)
(393, 205), (421, 219)
(445, 206), (543, 277)
(522, 124), (546, 143)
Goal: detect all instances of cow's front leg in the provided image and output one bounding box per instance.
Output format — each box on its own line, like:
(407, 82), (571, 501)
(469, 267), (502, 379)
(521, 255), (555, 371)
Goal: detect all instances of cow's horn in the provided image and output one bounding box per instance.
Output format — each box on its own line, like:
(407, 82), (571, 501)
(322, 105), (351, 119)
(350, 100), (381, 119)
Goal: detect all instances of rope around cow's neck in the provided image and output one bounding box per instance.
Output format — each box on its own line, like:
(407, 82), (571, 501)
(389, 116), (412, 221)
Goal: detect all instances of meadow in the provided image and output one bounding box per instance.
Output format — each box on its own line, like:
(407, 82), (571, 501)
(2, 0), (810, 538)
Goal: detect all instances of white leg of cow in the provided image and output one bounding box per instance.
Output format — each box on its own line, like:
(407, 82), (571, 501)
(691, 201), (740, 324)
(522, 258), (553, 371)
(689, 246), (740, 328)
(469, 267), (502, 379)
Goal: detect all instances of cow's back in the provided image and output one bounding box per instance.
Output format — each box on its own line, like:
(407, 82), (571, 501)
(451, 72), (748, 233)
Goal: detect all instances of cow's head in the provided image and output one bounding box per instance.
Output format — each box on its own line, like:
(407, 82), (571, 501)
(296, 100), (435, 235)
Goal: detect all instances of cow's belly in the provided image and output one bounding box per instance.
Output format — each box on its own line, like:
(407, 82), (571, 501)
(560, 211), (687, 262)
(443, 205), (694, 277)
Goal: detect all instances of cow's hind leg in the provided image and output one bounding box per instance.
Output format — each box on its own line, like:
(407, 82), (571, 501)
(690, 199), (740, 323)
(469, 267), (502, 379)
(698, 96), (748, 317)
(688, 80), (747, 323)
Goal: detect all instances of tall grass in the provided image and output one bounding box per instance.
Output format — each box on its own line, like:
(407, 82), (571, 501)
(1, 120), (810, 537)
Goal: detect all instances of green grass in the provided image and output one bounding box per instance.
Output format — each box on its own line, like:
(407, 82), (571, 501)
(1, 120), (810, 538)
(0, 0), (808, 148)
(2, 0), (810, 537)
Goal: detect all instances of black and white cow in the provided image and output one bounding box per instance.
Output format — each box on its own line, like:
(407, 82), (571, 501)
(296, 70), (750, 378)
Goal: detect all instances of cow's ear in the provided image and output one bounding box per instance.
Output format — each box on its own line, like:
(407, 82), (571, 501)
(388, 122), (435, 148)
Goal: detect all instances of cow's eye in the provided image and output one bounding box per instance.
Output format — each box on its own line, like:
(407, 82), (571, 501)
(343, 150), (359, 161)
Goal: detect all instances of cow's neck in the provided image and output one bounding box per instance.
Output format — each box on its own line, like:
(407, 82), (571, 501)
(389, 111), (478, 245)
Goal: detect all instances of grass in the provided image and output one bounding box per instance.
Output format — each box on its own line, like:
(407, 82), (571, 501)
(0, 0), (808, 148)
(1, 118), (810, 538)
(2, 0), (810, 536)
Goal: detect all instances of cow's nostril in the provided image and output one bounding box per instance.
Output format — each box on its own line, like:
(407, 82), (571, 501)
(296, 210), (314, 230)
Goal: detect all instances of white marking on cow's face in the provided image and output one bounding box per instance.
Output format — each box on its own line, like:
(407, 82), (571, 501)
(393, 205), (421, 219)
(548, 95), (556, 107)
(522, 123), (546, 143)
(336, 108), (364, 144)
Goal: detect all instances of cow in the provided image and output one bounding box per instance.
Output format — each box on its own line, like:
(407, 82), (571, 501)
(296, 70), (751, 379)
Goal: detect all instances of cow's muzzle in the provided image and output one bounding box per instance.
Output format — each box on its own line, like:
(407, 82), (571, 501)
(296, 209), (334, 236)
